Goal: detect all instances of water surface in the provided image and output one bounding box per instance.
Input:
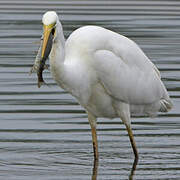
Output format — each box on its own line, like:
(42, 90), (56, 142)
(0, 0), (180, 179)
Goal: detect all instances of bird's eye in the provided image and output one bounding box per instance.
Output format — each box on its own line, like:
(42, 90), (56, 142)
(51, 28), (55, 36)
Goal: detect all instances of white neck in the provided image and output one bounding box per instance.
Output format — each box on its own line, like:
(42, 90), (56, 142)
(56, 20), (65, 49)
(49, 20), (68, 89)
(48, 20), (90, 104)
(50, 20), (65, 63)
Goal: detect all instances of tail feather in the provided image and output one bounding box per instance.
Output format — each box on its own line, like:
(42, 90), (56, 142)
(159, 99), (173, 112)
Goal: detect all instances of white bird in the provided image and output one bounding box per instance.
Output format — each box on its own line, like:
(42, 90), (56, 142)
(38, 11), (172, 160)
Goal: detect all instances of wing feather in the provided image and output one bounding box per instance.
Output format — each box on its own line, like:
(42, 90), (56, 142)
(93, 38), (167, 105)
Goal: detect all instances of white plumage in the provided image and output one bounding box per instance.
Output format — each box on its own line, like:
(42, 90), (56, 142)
(40, 11), (172, 160)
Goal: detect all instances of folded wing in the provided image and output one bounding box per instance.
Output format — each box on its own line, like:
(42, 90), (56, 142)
(93, 36), (168, 105)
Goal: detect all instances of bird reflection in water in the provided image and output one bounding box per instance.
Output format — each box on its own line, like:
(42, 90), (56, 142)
(129, 158), (138, 180)
(91, 158), (138, 180)
(91, 159), (99, 180)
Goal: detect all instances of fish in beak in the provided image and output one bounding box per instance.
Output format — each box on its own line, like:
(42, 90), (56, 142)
(37, 23), (55, 88)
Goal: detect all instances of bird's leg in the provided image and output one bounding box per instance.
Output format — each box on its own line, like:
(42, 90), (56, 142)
(91, 127), (98, 160)
(125, 123), (139, 160)
(88, 112), (99, 160)
(114, 102), (139, 160)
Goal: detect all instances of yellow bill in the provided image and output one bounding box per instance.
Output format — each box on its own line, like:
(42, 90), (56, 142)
(41, 23), (55, 59)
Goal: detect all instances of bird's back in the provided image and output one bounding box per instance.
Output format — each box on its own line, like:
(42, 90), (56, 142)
(65, 25), (159, 73)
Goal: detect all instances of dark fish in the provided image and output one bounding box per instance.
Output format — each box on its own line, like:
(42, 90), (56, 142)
(37, 57), (46, 88)
(37, 31), (53, 88)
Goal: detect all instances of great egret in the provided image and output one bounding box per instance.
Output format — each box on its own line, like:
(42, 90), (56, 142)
(36, 11), (172, 160)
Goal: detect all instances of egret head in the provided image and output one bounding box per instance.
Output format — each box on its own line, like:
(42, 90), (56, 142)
(42, 11), (58, 26)
(41, 11), (58, 60)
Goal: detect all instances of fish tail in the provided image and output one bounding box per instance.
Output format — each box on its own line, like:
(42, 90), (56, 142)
(38, 80), (45, 88)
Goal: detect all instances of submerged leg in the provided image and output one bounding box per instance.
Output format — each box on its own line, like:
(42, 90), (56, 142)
(129, 154), (138, 180)
(92, 158), (99, 180)
(88, 112), (99, 160)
